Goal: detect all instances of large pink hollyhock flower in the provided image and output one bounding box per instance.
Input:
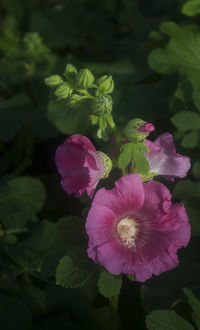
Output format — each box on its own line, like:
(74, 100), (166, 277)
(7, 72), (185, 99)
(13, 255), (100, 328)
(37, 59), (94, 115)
(86, 174), (190, 282)
(145, 133), (190, 181)
(55, 134), (111, 198)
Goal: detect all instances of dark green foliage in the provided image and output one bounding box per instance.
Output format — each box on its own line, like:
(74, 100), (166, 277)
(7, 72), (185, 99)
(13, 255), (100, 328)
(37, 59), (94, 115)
(0, 0), (200, 329)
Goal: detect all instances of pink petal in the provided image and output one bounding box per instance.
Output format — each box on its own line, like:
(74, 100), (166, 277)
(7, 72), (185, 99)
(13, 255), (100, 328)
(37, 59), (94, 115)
(86, 206), (117, 246)
(65, 134), (96, 152)
(96, 240), (135, 275)
(92, 174), (144, 216)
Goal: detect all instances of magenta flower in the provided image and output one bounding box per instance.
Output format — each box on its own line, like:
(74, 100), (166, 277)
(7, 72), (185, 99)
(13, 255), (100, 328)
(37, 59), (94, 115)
(145, 133), (190, 181)
(86, 174), (190, 282)
(55, 134), (111, 198)
(138, 122), (155, 133)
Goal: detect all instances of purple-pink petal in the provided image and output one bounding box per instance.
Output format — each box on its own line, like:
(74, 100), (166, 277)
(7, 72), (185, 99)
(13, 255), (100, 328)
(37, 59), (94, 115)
(145, 133), (190, 180)
(55, 134), (106, 198)
(86, 174), (191, 282)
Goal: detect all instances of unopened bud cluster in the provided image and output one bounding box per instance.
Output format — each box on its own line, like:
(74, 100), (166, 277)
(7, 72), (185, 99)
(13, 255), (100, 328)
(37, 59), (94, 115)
(45, 63), (115, 139)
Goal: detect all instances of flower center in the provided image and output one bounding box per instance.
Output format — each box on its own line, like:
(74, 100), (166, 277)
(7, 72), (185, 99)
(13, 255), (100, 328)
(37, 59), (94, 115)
(117, 217), (138, 247)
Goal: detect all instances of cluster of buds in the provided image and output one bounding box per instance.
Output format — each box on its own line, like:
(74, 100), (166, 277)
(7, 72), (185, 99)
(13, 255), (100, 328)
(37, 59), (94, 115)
(45, 64), (115, 139)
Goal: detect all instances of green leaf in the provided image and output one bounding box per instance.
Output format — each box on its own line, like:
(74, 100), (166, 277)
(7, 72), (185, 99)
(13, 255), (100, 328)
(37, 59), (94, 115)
(182, 0), (200, 16)
(192, 161), (200, 178)
(0, 295), (32, 330)
(181, 131), (199, 148)
(47, 100), (89, 135)
(56, 249), (96, 289)
(0, 176), (46, 229)
(171, 111), (200, 131)
(185, 205), (200, 236)
(184, 288), (200, 329)
(193, 90), (200, 111)
(132, 144), (150, 175)
(146, 310), (194, 330)
(118, 143), (134, 168)
(173, 180), (200, 200)
(148, 22), (200, 88)
(98, 271), (122, 298)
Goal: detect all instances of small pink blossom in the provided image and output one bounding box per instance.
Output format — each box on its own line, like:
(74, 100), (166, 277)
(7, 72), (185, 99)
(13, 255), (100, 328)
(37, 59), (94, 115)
(145, 133), (191, 181)
(55, 134), (109, 198)
(138, 122), (155, 133)
(86, 174), (190, 282)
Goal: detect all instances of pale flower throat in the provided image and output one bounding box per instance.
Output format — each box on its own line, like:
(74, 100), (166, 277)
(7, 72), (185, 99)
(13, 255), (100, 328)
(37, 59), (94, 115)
(117, 217), (138, 247)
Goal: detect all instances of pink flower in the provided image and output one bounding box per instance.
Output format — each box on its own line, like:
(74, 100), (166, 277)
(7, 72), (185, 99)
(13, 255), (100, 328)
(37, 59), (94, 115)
(55, 134), (111, 198)
(145, 133), (191, 181)
(86, 174), (190, 282)
(138, 122), (155, 133)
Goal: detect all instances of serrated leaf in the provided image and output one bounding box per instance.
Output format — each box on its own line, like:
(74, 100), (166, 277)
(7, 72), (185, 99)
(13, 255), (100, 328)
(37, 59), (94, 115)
(148, 22), (200, 89)
(181, 131), (199, 148)
(118, 143), (134, 168)
(146, 310), (194, 330)
(98, 271), (122, 298)
(171, 111), (200, 131)
(184, 288), (200, 329)
(56, 250), (96, 288)
(182, 0), (200, 16)
(132, 144), (150, 175)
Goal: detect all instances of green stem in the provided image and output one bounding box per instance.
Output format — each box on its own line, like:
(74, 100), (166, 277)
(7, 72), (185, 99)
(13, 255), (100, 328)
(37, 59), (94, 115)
(109, 295), (119, 330)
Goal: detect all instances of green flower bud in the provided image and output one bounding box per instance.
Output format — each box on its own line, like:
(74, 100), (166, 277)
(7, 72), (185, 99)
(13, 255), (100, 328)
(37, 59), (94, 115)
(54, 82), (72, 100)
(97, 75), (114, 95)
(98, 151), (112, 178)
(76, 69), (94, 89)
(68, 94), (87, 109)
(125, 118), (155, 142)
(64, 63), (77, 82)
(91, 95), (113, 116)
(44, 75), (63, 87)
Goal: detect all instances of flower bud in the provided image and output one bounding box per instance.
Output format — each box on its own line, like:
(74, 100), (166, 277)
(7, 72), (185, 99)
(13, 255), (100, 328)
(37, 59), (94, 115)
(64, 63), (77, 82)
(125, 118), (155, 142)
(44, 75), (63, 87)
(76, 69), (94, 89)
(91, 95), (113, 116)
(97, 75), (114, 95)
(68, 94), (87, 109)
(54, 82), (72, 100)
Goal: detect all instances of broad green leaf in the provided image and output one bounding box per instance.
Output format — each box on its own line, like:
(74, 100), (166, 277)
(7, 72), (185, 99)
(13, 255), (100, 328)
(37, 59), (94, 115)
(9, 216), (86, 276)
(181, 131), (199, 148)
(192, 161), (200, 178)
(56, 249), (96, 289)
(185, 205), (200, 236)
(98, 271), (122, 298)
(47, 100), (89, 135)
(0, 176), (46, 229)
(118, 143), (134, 168)
(182, 0), (200, 16)
(171, 111), (200, 131)
(0, 295), (32, 330)
(184, 288), (200, 329)
(132, 144), (150, 175)
(148, 22), (200, 88)
(193, 90), (200, 111)
(146, 310), (194, 330)
(173, 180), (200, 200)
